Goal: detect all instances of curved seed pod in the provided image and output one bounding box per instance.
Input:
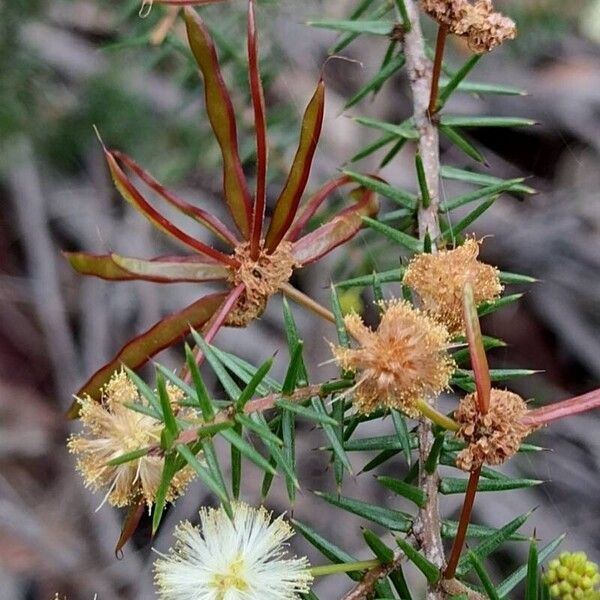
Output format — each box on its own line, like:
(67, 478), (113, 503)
(65, 252), (230, 283)
(265, 80), (325, 252)
(103, 146), (237, 267)
(184, 8), (253, 239)
(67, 291), (228, 416)
(292, 188), (378, 266)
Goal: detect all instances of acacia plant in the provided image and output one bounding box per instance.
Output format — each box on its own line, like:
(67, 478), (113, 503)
(65, 1), (600, 599)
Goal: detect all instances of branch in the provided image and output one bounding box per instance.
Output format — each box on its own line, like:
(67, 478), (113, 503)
(401, 3), (445, 599)
(339, 542), (411, 600)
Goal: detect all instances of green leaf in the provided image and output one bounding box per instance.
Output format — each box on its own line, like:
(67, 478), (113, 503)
(200, 439), (228, 502)
(336, 268), (404, 290)
(184, 344), (215, 420)
(526, 537), (539, 600)
(345, 53), (406, 109)
(478, 293), (524, 317)
(394, 0), (411, 31)
(292, 519), (358, 578)
(456, 510), (533, 577)
(415, 153), (430, 208)
(442, 197), (496, 239)
(363, 217), (423, 252)
(363, 528), (394, 562)
(210, 346), (282, 394)
(234, 414), (283, 446)
(377, 476), (427, 508)
(496, 534), (565, 598)
(123, 366), (161, 414)
(439, 125), (486, 164)
(439, 79), (527, 97)
(314, 491), (411, 531)
(330, 284), (351, 349)
(351, 132), (397, 163)
(353, 116), (418, 140)
(235, 357), (274, 411)
(437, 54), (482, 109)
(191, 330), (242, 400)
(499, 271), (537, 284)
(439, 477), (543, 494)
(442, 179), (527, 212)
(308, 19), (395, 36)
(282, 298), (309, 383)
(107, 447), (149, 466)
(176, 444), (231, 508)
(395, 536), (440, 584)
(312, 397), (353, 472)
(157, 372), (179, 450)
(425, 432), (445, 474)
(442, 521), (528, 541)
(152, 453), (177, 534)
(327, 1), (393, 54)
(391, 409), (413, 466)
(282, 342), (306, 394)
(440, 166), (535, 194)
(381, 137), (409, 168)
(344, 434), (417, 452)
(343, 169), (417, 210)
(154, 362), (196, 403)
(468, 550), (501, 600)
(275, 400), (338, 426)
(220, 428), (277, 476)
(441, 115), (536, 128)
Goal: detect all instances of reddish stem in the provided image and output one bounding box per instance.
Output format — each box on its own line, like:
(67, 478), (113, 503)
(183, 283), (245, 383)
(522, 388), (600, 427)
(428, 24), (448, 116)
(444, 466), (481, 579)
(248, 0), (268, 259)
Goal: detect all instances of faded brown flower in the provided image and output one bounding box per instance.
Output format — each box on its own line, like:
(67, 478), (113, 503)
(421, 0), (517, 52)
(68, 370), (194, 508)
(403, 238), (502, 336)
(332, 300), (455, 416)
(454, 389), (532, 471)
(226, 241), (296, 327)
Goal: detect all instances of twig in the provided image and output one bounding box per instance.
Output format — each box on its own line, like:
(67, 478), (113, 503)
(340, 543), (411, 600)
(402, 3), (445, 599)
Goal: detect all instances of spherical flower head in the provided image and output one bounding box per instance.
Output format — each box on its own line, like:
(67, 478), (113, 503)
(403, 238), (502, 336)
(544, 552), (600, 600)
(68, 370), (193, 508)
(454, 389), (532, 471)
(332, 300), (455, 417)
(420, 0), (517, 53)
(154, 501), (313, 600)
(226, 242), (297, 327)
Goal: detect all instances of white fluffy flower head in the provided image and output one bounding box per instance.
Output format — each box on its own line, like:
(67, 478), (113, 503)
(154, 502), (313, 600)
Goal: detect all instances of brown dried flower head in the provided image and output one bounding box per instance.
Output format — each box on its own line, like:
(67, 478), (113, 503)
(403, 238), (502, 336)
(68, 370), (193, 508)
(454, 388), (532, 471)
(226, 241), (297, 327)
(421, 0), (517, 52)
(332, 300), (455, 416)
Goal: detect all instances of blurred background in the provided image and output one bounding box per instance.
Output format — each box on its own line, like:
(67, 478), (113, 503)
(0, 0), (599, 598)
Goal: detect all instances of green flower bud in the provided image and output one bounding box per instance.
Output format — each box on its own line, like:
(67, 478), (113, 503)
(544, 552), (600, 600)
